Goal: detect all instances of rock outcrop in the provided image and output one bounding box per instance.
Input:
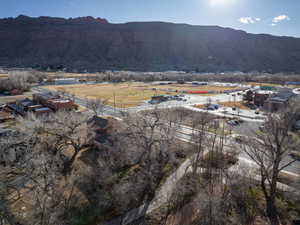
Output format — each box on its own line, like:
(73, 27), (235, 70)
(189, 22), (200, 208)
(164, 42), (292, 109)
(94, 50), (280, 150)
(0, 15), (300, 72)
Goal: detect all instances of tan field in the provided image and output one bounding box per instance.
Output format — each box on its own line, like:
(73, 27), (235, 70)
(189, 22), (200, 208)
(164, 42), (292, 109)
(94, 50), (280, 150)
(45, 82), (240, 108)
(46, 82), (173, 108)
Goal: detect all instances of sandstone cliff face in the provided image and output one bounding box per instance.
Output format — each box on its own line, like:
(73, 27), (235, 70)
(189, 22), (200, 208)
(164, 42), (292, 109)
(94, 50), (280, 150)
(0, 16), (300, 72)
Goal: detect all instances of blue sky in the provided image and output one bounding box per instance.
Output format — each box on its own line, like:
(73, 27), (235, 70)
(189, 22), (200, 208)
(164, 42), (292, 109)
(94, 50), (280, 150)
(1, 0), (299, 37)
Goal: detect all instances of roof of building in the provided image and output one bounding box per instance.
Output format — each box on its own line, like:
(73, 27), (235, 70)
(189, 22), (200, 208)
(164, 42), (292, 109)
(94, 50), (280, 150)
(256, 90), (274, 95)
(34, 107), (52, 112)
(18, 98), (34, 107)
(269, 90), (296, 102)
(49, 99), (71, 104)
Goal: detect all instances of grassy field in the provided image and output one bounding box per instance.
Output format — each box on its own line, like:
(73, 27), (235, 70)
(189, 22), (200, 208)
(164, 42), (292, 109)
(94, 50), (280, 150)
(45, 82), (240, 108)
(45, 82), (174, 108)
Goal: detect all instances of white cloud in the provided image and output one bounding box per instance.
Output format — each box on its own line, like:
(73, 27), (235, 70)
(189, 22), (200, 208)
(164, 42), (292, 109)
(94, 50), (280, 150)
(238, 17), (260, 24)
(272, 14), (290, 23)
(271, 23), (277, 26)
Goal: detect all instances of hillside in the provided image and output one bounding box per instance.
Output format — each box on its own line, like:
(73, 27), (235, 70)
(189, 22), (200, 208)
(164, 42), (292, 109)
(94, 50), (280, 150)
(1, 15), (300, 72)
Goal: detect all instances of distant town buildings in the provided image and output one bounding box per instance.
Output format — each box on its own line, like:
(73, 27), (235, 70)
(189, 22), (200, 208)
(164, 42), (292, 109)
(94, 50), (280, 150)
(54, 78), (80, 85)
(0, 93), (78, 123)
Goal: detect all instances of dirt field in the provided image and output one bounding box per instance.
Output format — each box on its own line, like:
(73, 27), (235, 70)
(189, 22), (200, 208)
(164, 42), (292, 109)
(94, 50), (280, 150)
(45, 82), (240, 108)
(45, 82), (174, 108)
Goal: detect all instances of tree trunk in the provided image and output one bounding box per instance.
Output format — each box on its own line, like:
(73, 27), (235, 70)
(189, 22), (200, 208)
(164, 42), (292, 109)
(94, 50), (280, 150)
(266, 197), (280, 225)
(62, 149), (79, 175)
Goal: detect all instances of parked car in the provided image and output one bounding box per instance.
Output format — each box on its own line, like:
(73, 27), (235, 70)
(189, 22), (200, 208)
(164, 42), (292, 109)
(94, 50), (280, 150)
(207, 105), (215, 110)
(211, 104), (219, 109)
(149, 100), (159, 104)
(227, 120), (239, 126)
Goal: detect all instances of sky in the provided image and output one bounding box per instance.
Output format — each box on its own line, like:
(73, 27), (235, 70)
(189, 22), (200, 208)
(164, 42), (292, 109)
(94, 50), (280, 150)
(1, 0), (300, 37)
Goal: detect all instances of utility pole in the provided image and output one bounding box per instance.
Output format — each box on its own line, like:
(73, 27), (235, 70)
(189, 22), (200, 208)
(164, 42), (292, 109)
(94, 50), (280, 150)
(113, 91), (116, 112)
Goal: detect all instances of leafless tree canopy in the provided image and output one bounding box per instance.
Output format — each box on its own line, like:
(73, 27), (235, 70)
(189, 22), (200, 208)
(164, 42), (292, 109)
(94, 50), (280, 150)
(242, 101), (300, 225)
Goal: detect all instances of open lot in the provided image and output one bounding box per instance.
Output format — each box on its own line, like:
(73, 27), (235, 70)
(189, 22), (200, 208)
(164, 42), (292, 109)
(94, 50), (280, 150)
(44, 82), (240, 108)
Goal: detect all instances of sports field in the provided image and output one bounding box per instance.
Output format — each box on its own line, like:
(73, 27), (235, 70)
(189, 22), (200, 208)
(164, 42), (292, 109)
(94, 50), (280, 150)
(45, 82), (239, 108)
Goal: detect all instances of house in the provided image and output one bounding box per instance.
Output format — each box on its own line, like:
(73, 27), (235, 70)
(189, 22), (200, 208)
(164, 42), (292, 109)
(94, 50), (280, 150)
(33, 93), (78, 111)
(16, 98), (35, 112)
(254, 91), (273, 107)
(263, 90), (296, 112)
(243, 90), (254, 102)
(33, 93), (59, 105)
(45, 99), (78, 111)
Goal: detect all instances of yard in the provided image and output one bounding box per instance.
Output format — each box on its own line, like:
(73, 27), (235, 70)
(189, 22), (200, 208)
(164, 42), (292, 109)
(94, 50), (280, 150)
(45, 82), (240, 108)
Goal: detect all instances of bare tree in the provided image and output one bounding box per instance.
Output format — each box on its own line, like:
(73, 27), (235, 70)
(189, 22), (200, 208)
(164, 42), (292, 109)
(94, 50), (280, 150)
(18, 111), (95, 175)
(8, 71), (31, 91)
(0, 124), (82, 225)
(123, 109), (177, 197)
(242, 101), (300, 225)
(86, 98), (108, 116)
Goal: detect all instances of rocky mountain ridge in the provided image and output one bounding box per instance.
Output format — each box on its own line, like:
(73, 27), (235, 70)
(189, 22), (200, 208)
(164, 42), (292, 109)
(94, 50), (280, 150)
(0, 15), (300, 72)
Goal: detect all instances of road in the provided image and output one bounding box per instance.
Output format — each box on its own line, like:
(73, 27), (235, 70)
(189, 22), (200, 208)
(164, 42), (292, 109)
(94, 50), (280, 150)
(31, 85), (300, 225)
(176, 123), (300, 175)
(32, 86), (300, 175)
